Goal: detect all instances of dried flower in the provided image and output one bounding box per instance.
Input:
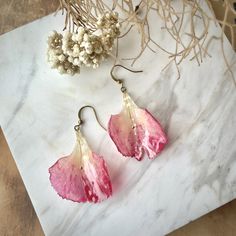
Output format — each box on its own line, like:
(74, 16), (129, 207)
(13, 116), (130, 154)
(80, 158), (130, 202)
(47, 12), (121, 75)
(108, 92), (168, 161)
(47, 31), (80, 75)
(49, 130), (112, 203)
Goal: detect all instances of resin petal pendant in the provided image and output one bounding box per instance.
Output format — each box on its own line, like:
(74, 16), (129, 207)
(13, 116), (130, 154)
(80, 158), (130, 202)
(108, 92), (167, 161)
(49, 130), (112, 203)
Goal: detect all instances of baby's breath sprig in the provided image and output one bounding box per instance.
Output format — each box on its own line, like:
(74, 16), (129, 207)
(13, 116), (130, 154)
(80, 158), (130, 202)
(47, 12), (121, 75)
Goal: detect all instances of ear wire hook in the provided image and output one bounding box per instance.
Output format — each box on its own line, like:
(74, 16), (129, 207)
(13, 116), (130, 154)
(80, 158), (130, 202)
(74, 105), (106, 132)
(110, 64), (143, 92)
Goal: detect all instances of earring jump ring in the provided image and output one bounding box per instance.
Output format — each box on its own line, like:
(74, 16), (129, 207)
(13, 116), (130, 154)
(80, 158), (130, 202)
(74, 124), (81, 132)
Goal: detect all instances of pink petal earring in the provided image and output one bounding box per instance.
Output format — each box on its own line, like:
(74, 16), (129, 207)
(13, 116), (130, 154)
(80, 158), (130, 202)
(108, 65), (168, 161)
(49, 105), (112, 203)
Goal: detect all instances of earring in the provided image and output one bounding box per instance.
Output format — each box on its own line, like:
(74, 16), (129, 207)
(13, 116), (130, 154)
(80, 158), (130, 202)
(49, 106), (112, 203)
(108, 65), (168, 161)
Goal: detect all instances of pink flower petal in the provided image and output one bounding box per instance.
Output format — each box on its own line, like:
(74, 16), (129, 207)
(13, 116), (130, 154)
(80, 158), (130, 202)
(49, 131), (112, 203)
(108, 92), (167, 161)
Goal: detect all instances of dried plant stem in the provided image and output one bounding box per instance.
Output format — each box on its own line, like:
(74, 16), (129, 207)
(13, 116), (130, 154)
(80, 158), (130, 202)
(58, 0), (235, 82)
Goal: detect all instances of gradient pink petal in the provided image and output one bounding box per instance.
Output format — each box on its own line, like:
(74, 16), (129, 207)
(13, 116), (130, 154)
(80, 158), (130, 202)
(108, 92), (167, 160)
(49, 132), (112, 203)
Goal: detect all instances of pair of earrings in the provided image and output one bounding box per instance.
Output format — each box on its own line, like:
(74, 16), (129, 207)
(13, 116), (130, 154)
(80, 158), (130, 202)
(49, 65), (168, 203)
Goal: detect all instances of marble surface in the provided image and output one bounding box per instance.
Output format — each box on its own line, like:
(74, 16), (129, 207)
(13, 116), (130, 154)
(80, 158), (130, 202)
(0, 4), (236, 236)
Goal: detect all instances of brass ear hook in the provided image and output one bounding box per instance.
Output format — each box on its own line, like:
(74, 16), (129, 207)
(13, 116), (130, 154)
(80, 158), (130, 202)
(110, 64), (143, 92)
(74, 105), (106, 132)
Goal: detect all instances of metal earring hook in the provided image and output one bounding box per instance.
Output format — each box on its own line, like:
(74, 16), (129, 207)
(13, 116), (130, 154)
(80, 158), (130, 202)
(110, 64), (143, 92)
(74, 105), (106, 132)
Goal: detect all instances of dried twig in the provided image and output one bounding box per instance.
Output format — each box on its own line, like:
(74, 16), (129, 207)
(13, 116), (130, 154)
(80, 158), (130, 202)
(58, 0), (236, 82)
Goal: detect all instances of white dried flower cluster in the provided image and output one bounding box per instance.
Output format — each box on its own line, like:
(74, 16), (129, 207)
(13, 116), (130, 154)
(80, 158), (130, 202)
(47, 12), (121, 75)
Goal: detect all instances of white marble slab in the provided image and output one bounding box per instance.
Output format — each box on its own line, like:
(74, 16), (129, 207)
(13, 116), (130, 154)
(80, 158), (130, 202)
(0, 3), (236, 236)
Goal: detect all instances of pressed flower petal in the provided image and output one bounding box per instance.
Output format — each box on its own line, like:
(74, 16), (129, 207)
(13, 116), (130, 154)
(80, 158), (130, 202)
(49, 131), (112, 203)
(108, 92), (167, 161)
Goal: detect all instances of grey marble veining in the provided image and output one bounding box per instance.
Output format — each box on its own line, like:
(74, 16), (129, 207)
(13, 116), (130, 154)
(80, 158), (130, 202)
(0, 2), (236, 236)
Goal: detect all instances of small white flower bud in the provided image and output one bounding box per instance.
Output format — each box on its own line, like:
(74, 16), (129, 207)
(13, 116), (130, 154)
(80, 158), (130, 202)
(68, 56), (74, 63)
(73, 58), (80, 66)
(58, 65), (65, 74)
(83, 33), (89, 42)
(58, 54), (66, 62)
